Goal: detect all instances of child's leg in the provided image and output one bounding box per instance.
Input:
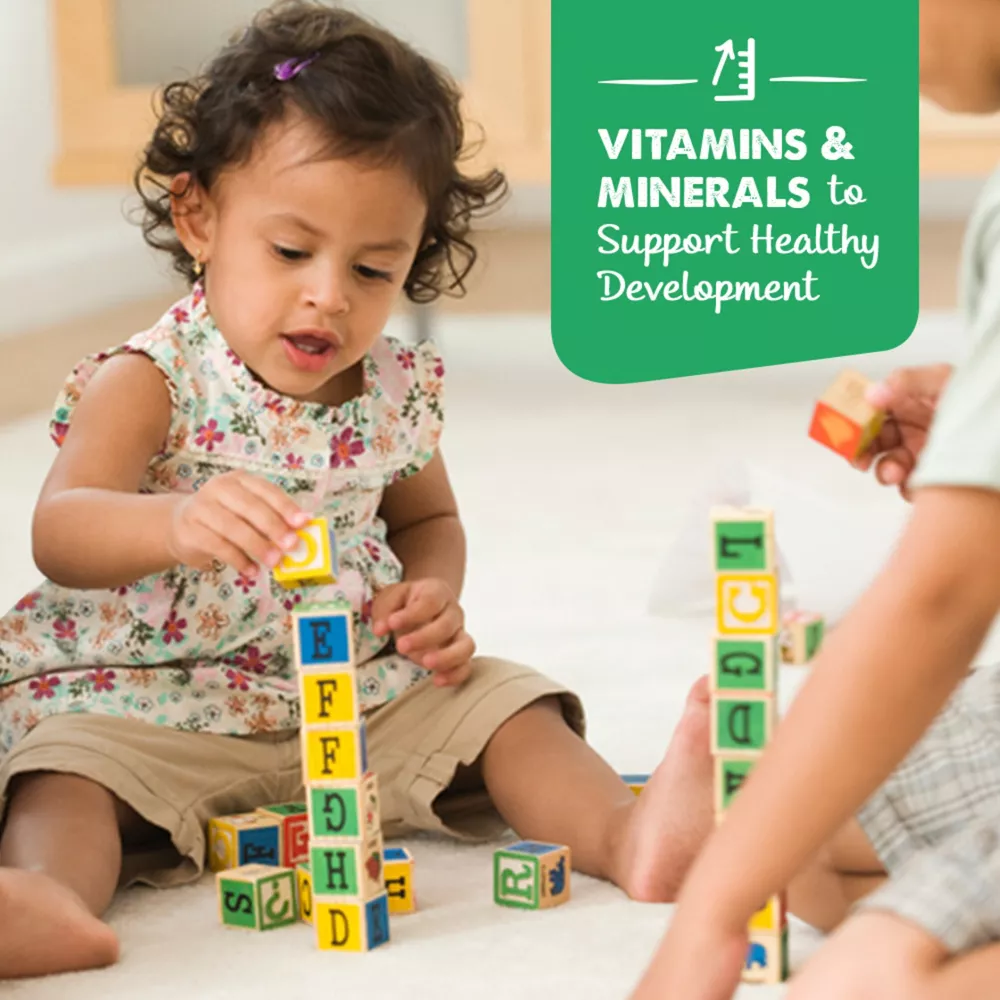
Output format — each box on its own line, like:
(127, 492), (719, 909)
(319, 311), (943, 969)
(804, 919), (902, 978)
(0, 772), (127, 978)
(481, 679), (715, 901)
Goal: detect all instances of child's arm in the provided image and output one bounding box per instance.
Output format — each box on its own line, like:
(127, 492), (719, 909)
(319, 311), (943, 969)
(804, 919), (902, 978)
(373, 452), (473, 683)
(634, 484), (1000, 998)
(33, 354), (307, 590)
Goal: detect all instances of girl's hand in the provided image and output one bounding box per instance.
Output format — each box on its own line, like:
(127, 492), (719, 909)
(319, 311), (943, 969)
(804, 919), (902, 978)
(854, 363), (953, 500)
(167, 470), (310, 576)
(371, 579), (475, 686)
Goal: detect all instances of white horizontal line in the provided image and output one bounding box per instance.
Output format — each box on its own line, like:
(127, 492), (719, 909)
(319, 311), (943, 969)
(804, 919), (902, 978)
(598, 79), (699, 86)
(770, 76), (867, 83)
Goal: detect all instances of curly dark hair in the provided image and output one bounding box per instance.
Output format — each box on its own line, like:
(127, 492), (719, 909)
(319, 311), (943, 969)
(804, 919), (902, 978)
(134, 0), (508, 303)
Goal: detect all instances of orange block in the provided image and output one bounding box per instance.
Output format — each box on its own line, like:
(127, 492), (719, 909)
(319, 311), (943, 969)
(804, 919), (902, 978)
(808, 370), (885, 461)
(808, 401), (862, 460)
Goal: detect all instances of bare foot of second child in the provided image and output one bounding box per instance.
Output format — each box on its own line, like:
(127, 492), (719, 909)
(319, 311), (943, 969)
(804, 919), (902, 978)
(611, 676), (716, 902)
(0, 867), (119, 979)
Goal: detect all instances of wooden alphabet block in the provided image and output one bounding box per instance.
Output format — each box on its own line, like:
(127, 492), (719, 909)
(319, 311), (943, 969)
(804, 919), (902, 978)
(292, 606), (354, 670)
(217, 864), (298, 931)
(314, 892), (391, 952)
(743, 927), (789, 985)
(620, 774), (649, 797)
(310, 831), (384, 901)
(274, 516), (338, 588)
(780, 610), (826, 665)
(308, 772), (381, 842)
(493, 840), (571, 910)
(712, 636), (778, 693)
(749, 894), (788, 934)
(302, 721), (368, 784)
(299, 669), (361, 727)
(256, 802), (310, 868)
(208, 812), (282, 872)
(713, 756), (755, 815)
(711, 693), (776, 756)
(297, 862), (313, 925)
(711, 506), (776, 573)
(808, 369), (885, 462)
(716, 573), (779, 635)
(383, 846), (416, 915)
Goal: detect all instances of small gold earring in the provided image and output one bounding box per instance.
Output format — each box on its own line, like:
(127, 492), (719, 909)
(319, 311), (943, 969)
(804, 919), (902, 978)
(192, 253), (204, 278)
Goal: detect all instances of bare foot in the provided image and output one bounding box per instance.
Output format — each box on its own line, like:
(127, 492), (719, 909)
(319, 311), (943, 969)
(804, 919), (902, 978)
(610, 675), (715, 902)
(0, 867), (119, 979)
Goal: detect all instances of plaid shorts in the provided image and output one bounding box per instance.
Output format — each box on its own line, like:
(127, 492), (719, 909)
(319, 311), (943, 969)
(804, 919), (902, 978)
(856, 663), (1000, 953)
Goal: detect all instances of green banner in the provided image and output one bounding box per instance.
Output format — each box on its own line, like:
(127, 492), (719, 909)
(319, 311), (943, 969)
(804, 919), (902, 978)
(551, 1), (919, 382)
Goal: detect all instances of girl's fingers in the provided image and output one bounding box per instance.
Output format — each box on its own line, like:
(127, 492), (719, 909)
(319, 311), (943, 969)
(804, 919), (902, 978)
(238, 474), (311, 529)
(427, 632), (476, 681)
(193, 505), (279, 567)
(220, 484), (304, 553)
(874, 450), (914, 487)
(388, 587), (450, 635)
(396, 607), (463, 655)
(184, 523), (258, 576)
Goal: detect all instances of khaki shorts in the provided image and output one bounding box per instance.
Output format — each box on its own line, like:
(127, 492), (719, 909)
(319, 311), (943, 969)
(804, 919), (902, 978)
(0, 657), (583, 889)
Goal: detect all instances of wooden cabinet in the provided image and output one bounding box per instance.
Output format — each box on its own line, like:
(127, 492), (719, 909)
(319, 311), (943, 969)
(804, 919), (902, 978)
(51, 0), (550, 186)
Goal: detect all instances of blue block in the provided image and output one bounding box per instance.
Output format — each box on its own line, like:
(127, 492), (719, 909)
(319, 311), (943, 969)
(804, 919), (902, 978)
(359, 720), (369, 773)
(384, 848), (409, 862)
(238, 825), (280, 866)
(366, 894), (390, 949)
(296, 612), (350, 666)
(506, 840), (561, 855)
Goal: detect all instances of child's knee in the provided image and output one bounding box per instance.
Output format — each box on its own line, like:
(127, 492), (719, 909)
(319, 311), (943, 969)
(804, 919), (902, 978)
(5, 771), (118, 822)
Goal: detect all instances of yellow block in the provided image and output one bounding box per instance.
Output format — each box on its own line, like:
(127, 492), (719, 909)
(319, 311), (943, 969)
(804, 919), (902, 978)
(297, 863), (313, 925)
(314, 894), (390, 952)
(274, 516), (337, 588)
(748, 894), (786, 933)
(384, 849), (416, 915)
(299, 670), (360, 727)
(716, 573), (779, 635)
(302, 724), (367, 783)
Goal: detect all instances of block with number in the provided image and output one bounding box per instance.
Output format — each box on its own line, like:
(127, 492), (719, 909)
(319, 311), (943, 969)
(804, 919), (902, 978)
(302, 721), (368, 783)
(293, 606), (353, 669)
(297, 862), (314, 925)
(712, 636), (778, 692)
(217, 864), (298, 931)
(299, 668), (360, 726)
(716, 573), (779, 635)
(620, 773), (649, 797)
(314, 892), (390, 952)
(711, 506), (776, 573)
(383, 846), (416, 915)
(256, 802), (310, 868)
(493, 840), (571, 910)
(274, 516), (338, 588)
(808, 369), (885, 462)
(310, 831), (384, 900)
(308, 772), (380, 841)
(711, 693), (776, 756)
(743, 927), (789, 985)
(713, 756), (755, 815)
(780, 610), (826, 665)
(208, 813), (282, 872)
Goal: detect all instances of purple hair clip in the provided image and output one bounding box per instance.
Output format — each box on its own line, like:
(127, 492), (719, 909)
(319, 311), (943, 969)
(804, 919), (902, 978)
(273, 53), (319, 81)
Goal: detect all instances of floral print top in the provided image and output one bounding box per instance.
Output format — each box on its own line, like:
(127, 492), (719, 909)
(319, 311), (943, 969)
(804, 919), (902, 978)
(0, 284), (444, 756)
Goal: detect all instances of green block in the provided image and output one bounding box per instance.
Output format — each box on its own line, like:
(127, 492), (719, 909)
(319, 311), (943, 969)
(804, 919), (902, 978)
(493, 851), (540, 909)
(219, 877), (258, 929)
(713, 638), (774, 691)
(717, 758), (754, 811)
(262, 802), (306, 817)
(805, 620), (825, 660)
(714, 698), (771, 753)
(310, 785), (361, 839)
(714, 520), (769, 571)
(311, 843), (360, 897)
(256, 870), (298, 930)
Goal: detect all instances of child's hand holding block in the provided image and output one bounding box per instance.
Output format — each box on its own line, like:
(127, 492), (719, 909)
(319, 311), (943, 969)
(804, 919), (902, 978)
(274, 515), (338, 588)
(808, 369), (886, 461)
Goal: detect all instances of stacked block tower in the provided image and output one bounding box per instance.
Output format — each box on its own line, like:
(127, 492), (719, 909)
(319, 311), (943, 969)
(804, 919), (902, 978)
(293, 602), (390, 951)
(710, 506), (788, 986)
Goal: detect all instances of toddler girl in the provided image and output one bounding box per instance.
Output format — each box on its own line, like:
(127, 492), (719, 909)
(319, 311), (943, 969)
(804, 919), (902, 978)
(0, 0), (693, 980)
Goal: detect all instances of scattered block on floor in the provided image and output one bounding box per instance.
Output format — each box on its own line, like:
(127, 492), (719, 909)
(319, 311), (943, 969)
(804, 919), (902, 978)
(310, 831), (385, 900)
(743, 927), (789, 985)
(308, 772), (381, 842)
(715, 573), (779, 635)
(620, 773), (649, 797)
(217, 864), (298, 931)
(256, 802), (310, 868)
(780, 610), (826, 666)
(713, 756), (755, 817)
(274, 516), (338, 588)
(297, 862), (314, 925)
(314, 893), (391, 952)
(710, 506), (776, 573)
(808, 369), (885, 462)
(383, 846), (416, 915)
(712, 636), (778, 692)
(493, 840), (571, 910)
(710, 692), (777, 756)
(208, 812), (282, 872)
